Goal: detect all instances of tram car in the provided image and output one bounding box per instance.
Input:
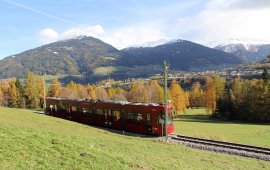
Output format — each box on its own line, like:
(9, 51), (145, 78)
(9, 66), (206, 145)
(45, 97), (174, 135)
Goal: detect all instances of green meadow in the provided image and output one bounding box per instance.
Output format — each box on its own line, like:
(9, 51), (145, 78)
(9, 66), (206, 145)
(174, 109), (270, 147)
(0, 107), (269, 169)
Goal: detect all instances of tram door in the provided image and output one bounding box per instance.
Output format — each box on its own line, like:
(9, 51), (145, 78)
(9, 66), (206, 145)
(104, 109), (113, 126)
(146, 113), (152, 133)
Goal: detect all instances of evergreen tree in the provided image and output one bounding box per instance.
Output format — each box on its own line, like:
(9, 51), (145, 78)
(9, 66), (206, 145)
(213, 77), (226, 114)
(262, 68), (269, 84)
(15, 78), (24, 95)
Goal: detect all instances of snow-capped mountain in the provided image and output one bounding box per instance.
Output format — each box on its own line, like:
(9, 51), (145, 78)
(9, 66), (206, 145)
(122, 39), (246, 71)
(215, 43), (270, 62)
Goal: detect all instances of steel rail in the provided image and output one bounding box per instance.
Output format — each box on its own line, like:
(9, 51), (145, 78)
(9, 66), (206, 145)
(170, 134), (270, 161)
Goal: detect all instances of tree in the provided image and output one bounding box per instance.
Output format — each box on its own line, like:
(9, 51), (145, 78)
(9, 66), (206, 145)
(15, 78), (24, 96)
(62, 81), (78, 98)
(110, 87), (127, 101)
(204, 76), (216, 113)
(24, 71), (40, 108)
(0, 87), (3, 106)
(214, 77), (226, 100)
(15, 78), (24, 107)
(48, 78), (62, 97)
(0, 80), (10, 106)
(189, 82), (204, 108)
(95, 86), (109, 100)
(149, 80), (163, 103)
(36, 76), (45, 107)
(8, 80), (22, 108)
(77, 84), (89, 98)
(129, 80), (149, 102)
(107, 88), (113, 99)
(169, 79), (187, 113)
(86, 84), (96, 99)
(262, 68), (269, 84)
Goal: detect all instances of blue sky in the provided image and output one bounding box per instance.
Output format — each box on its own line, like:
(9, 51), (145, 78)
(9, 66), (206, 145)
(1, 0), (270, 59)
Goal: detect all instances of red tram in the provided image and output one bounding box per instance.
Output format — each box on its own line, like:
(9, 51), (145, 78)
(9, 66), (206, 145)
(45, 97), (174, 135)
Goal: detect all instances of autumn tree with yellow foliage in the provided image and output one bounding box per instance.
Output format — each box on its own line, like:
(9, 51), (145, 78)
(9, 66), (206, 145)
(60, 81), (78, 98)
(189, 82), (204, 108)
(129, 80), (149, 102)
(149, 80), (163, 103)
(8, 79), (23, 108)
(204, 76), (216, 113)
(203, 76), (226, 113)
(86, 84), (96, 99)
(169, 79), (187, 113)
(24, 71), (43, 108)
(0, 87), (3, 106)
(48, 78), (62, 97)
(95, 86), (109, 100)
(0, 80), (10, 106)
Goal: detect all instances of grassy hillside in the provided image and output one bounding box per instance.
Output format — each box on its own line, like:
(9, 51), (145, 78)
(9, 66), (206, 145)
(174, 109), (270, 147)
(0, 107), (269, 169)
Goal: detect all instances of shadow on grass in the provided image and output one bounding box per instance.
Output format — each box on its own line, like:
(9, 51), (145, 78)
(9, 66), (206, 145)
(175, 114), (227, 124)
(175, 114), (270, 126)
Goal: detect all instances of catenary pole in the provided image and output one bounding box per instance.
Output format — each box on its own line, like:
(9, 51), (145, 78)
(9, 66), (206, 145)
(43, 73), (46, 114)
(163, 60), (169, 142)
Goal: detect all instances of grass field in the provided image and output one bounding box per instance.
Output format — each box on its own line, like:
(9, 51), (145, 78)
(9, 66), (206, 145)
(0, 107), (269, 169)
(174, 109), (270, 147)
(94, 66), (118, 75)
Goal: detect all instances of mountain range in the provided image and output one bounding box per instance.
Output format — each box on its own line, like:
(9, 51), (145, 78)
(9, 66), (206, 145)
(0, 36), (247, 82)
(122, 40), (245, 71)
(215, 44), (270, 62)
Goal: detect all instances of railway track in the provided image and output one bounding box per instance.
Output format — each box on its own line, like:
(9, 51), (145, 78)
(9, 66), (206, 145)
(170, 134), (270, 161)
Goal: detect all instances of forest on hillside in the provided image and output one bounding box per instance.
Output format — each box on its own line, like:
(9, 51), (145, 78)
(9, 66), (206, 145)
(0, 70), (269, 122)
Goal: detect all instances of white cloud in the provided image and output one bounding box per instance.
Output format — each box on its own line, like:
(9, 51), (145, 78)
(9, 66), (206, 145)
(176, 0), (270, 46)
(38, 24), (168, 49)
(38, 28), (59, 44)
(100, 26), (167, 49)
(61, 25), (105, 39)
(207, 0), (270, 10)
(38, 25), (105, 44)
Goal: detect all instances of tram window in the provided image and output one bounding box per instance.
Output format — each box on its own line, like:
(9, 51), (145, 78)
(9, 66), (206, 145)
(58, 102), (63, 110)
(82, 108), (88, 114)
(63, 105), (71, 113)
(146, 113), (151, 125)
(113, 110), (121, 121)
(104, 109), (111, 115)
(54, 105), (57, 112)
(157, 113), (165, 125)
(71, 106), (77, 112)
(96, 109), (103, 115)
(89, 106), (93, 113)
(127, 112), (143, 124)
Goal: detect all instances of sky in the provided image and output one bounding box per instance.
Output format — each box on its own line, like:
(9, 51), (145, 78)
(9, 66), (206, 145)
(1, 0), (270, 59)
